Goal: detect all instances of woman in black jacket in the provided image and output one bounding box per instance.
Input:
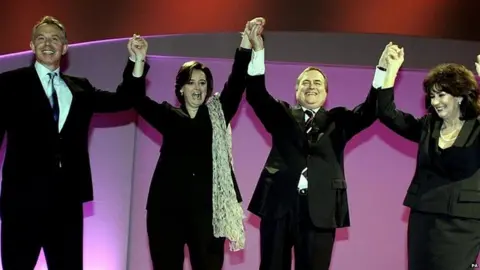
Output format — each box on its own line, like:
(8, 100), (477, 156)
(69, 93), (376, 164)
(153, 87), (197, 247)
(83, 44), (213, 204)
(135, 18), (265, 270)
(377, 44), (480, 270)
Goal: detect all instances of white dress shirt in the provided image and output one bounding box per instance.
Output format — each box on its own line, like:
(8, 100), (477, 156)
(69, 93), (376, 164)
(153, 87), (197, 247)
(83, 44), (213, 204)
(34, 61), (73, 132)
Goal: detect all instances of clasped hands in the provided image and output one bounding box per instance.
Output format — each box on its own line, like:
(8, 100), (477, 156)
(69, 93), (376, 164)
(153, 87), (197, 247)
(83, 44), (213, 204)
(377, 42), (404, 74)
(242, 17), (266, 51)
(128, 34), (148, 61)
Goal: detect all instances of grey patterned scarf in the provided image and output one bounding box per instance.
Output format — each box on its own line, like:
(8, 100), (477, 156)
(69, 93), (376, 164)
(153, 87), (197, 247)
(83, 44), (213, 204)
(205, 92), (245, 251)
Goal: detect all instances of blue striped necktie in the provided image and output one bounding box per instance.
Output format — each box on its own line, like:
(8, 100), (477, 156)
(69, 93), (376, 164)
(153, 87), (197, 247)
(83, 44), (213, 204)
(48, 72), (60, 122)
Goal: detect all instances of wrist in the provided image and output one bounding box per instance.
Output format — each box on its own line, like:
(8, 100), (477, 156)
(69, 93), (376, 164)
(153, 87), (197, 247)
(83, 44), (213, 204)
(240, 38), (252, 49)
(135, 56), (146, 62)
(253, 46), (264, 52)
(385, 68), (399, 76)
(240, 43), (252, 49)
(383, 72), (398, 88)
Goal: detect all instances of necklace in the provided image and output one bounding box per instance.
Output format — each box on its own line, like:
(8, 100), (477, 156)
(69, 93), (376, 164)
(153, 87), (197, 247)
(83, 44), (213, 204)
(439, 122), (463, 142)
(439, 131), (458, 142)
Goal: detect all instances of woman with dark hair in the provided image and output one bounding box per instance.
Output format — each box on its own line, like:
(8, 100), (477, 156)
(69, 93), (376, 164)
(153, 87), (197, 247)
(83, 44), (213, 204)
(134, 18), (265, 269)
(375, 44), (480, 270)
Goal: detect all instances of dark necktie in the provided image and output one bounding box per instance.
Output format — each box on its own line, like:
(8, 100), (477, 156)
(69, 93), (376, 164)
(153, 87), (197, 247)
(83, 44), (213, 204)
(48, 73), (60, 122)
(304, 109), (315, 134)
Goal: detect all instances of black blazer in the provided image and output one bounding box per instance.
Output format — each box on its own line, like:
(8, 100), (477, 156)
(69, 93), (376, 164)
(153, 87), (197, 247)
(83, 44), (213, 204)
(378, 87), (480, 219)
(134, 48), (251, 211)
(0, 60), (148, 216)
(246, 75), (378, 228)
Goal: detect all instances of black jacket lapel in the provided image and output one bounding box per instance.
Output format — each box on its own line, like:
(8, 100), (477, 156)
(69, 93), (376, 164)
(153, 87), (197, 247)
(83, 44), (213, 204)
(454, 118), (479, 147)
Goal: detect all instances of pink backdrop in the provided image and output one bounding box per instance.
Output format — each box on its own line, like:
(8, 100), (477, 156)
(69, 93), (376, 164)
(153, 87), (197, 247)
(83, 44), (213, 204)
(0, 38), (466, 269)
(128, 56), (427, 269)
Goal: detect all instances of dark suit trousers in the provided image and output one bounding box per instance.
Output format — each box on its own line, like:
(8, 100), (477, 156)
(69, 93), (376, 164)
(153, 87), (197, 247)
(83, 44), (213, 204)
(146, 208), (225, 270)
(1, 203), (84, 270)
(259, 193), (336, 270)
(408, 210), (480, 270)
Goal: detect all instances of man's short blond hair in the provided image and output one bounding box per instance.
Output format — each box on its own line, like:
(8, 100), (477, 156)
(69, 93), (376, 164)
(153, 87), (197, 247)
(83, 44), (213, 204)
(31, 16), (68, 44)
(295, 66), (328, 92)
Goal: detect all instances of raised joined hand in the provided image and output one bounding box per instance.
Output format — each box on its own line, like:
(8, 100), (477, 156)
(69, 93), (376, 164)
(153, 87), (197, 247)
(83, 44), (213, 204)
(385, 43), (404, 72)
(378, 42), (392, 69)
(128, 34), (148, 61)
(244, 17), (265, 51)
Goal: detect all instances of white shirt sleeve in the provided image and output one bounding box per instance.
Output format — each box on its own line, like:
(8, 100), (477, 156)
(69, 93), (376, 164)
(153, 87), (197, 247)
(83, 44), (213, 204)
(247, 49), (265, 76)
(372, 67), (387, 89)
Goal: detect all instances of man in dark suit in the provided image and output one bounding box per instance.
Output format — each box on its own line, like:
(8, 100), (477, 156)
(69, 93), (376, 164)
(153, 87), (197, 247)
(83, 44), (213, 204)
(246, 38), (390, 269)
(0, 16), (148, 269)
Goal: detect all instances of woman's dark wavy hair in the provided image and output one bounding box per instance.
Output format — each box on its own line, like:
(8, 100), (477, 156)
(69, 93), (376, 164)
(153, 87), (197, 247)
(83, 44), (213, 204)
(174, 61), (214, 105)
(423, 63), (480, 120)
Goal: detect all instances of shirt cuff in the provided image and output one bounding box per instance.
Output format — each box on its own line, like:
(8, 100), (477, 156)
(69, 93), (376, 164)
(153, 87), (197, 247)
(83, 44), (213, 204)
(372, 67), (386, 89)
(129, 57), (146, 78)
(247, 49), (265, 76)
